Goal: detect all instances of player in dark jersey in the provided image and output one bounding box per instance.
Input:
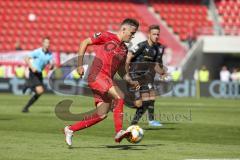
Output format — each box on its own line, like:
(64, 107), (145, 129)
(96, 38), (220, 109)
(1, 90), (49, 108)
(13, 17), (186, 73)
(126, 25), (167, 127)
(64, 18), (140, 147)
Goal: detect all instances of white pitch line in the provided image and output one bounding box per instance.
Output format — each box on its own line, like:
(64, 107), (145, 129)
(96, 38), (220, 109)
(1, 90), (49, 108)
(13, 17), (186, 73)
(157, 102), (239, 107)
(185, 159), (240, 160)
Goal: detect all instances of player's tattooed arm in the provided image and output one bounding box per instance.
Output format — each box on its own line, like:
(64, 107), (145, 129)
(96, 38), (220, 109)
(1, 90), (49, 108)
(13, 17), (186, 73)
(125, 75), (140, 90)
(155, 46), (166, 75)
(125, 51), (134, 79)
(154, 63), (165, 75)
(77, 38), (93, 77)
(154, 63), (169, 80)
(118, 63), (140, 90)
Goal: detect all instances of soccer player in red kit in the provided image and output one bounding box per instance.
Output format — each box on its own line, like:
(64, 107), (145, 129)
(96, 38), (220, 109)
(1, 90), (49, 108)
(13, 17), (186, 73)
(64, 18), (140, 147)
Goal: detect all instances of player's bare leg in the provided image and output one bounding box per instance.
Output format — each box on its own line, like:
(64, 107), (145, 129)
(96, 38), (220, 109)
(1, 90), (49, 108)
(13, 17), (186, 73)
(22, 85), (44, 113)
(64, 83), (131, 146)
(134, 99), (143, 108)
(108, 86), (131, 143)
(64, 102), (111, 146)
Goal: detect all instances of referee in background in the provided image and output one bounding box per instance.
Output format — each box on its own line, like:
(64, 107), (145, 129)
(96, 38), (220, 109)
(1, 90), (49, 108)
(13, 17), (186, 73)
(22, 37), (54, 113)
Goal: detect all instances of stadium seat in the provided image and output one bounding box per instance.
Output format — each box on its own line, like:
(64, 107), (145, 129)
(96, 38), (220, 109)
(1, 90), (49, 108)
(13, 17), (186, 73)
(0, 0), (148, 52)
(215, 0), (240, 35)
(149, 0), (213, 40)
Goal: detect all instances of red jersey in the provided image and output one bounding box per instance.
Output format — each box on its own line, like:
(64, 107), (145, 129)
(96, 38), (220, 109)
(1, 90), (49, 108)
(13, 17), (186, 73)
(88, 32), (128, 82)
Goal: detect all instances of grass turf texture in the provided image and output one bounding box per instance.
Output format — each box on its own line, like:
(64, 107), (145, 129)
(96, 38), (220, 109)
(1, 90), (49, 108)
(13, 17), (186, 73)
(0, 93), (240, 160)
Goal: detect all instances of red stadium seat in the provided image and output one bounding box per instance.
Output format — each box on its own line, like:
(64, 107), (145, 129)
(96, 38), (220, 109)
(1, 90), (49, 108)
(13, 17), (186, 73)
(215, 0), (240, 35)
(150, 0), (214, 40)
(0, 0), (214, 52)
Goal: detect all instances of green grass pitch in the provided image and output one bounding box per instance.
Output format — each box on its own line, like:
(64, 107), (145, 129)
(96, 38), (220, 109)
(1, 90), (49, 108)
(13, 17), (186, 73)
(0, 93), (240, 160)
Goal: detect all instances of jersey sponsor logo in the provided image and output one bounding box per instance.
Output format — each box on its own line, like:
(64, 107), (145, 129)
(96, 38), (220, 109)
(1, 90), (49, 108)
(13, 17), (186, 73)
(93, 32), (101, 38)
(143, 55), (154, 60)
(104, 41), (127, 55)
(104, 41), (118, 52)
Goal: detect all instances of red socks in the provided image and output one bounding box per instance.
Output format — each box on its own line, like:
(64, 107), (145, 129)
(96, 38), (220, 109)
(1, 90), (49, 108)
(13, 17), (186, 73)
(69, 113), (106, 132)
(113, 99), (124, 133)
(69, 98), (124, 133)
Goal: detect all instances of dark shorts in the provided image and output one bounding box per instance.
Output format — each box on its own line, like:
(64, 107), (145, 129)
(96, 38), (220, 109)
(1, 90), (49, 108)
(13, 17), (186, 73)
(26, 69), (43, 88)
(129, 72), (155, 100)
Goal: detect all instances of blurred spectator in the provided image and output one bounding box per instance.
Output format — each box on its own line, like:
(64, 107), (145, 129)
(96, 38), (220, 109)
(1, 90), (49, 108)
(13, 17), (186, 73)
(42, 68), (48, 78)
(171, 67), (182, 81)
(194, 69), (198, 81)
(220, 66), (230, 82)
(0, 64), (6, 78)
(186, 22), (196, 49)
(198, 65), (209, 82)
(237, 69), (240, 82)
(230, 68), (238, 82)
(54, 67), (63, 79)
(15, 65), (25, 78)
(15, 40), (22, 51)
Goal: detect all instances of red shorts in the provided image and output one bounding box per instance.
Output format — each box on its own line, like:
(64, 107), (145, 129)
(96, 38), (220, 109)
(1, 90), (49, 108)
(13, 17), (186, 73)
(88, 75), (115, 106)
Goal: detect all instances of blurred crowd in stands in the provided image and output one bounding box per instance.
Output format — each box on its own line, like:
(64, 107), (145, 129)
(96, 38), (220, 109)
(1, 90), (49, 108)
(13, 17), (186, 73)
(0, 40), (240, 82)
(1, 61), (240, 82)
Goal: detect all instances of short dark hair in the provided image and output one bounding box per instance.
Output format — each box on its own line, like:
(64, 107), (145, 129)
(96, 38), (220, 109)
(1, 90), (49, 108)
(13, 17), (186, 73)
(148, 25), (160, 32)
(42, 36), (50, 41)
(121, 18), (139, 29)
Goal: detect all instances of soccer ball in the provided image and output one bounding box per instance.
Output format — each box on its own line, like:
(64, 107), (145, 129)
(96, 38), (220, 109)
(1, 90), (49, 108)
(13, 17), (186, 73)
(126, 125), (144, 144)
